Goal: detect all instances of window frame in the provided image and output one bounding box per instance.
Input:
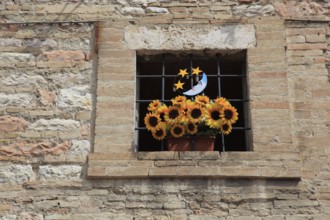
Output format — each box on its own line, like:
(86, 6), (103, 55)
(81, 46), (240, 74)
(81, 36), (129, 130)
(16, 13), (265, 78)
(87, 20), (302, 180)
(135, 52), (251, 152)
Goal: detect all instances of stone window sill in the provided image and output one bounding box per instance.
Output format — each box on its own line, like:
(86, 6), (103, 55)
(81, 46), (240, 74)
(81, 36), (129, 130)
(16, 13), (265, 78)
(87, 151), (301, 180)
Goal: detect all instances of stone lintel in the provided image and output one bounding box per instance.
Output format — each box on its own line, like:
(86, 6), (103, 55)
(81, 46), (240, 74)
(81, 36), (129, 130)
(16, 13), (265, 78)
(123, 24), (256, 50)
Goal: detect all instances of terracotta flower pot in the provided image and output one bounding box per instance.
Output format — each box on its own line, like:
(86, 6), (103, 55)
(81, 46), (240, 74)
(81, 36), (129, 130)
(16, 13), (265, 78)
(166, 136), (215, 151)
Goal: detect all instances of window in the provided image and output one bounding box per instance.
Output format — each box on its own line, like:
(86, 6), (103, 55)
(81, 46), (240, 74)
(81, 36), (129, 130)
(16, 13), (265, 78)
(135, 51), (250, 152)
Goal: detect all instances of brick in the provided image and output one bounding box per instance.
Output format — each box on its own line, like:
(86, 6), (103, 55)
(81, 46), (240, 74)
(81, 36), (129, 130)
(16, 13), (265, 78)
(251, 101), (289, 109)
(93, 144), (133, 153)
(287, 43), (327, 50)
(305, 34), (326, 43)
(96, 96), (134, 110)
(97, 80), (135, 97)
(249, 71), (287, 79)
(248, 54), (285, 64)
(311, 89), (330, 97)
(287, 50), (323, 57)
(248, 48), (285, 58)
(256, 23), (285, 32)
(97, 27), (124, 43)
(248, 62), (286, 72)
(257, 31), (285, 40)
(97, 49), (135, 59)
(0, 184), (22, 192)
(0, 204), (11, 212)
(137, 16), (174, 24)
(95, 133), (134, 145)
(286, 35), (305, 44)
(42, 50), (85, 62)
(286, 28), (326, 36)
(274, 200), (319, 208)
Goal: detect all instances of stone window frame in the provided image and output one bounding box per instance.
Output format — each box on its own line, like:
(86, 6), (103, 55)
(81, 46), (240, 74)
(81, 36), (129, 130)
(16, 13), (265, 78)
(87, 19), (302, 179)
(135, 51), (250, 152)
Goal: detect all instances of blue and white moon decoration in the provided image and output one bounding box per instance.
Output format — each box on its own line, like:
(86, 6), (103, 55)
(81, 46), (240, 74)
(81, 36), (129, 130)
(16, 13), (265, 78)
(174, 67), (208, 97)
(183, 73), (207, 96)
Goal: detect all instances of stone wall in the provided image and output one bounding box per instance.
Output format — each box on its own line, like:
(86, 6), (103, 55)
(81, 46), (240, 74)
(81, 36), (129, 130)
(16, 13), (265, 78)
(0, 0), (330, 219)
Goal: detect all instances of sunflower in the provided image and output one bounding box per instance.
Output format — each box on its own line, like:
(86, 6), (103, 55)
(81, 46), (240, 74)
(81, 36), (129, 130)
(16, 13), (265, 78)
(164, 106), (182, 124)
(214, 97), (230, 106)
(195, 95), (210, 106)
(205, 103), (222, 129)
(171, 95), (186, 109)
(220, 122), (232, 135)
(186, 121), (198, 135)
(156, 104), (168, 122)
(144, 113), (161, 131)
(151, 123), (167, 140)
(170, 124), (185, 138)
(221, 105), (239, 124)
(185, 99), (194, 110)
(147, 100), (161, 112)
(187, 104), (204, 123)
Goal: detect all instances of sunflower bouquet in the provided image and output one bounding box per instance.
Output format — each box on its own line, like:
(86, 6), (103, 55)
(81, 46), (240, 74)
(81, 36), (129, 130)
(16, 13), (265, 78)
(144, 95), (238, 141)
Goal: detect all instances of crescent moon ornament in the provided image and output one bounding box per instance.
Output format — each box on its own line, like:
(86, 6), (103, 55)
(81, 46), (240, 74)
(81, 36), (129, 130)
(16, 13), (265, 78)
(183, 72), (208, 96)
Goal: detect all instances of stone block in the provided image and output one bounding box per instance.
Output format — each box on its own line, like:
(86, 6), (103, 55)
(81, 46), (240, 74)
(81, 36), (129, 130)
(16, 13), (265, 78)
(137, 152), (180, 160)
(89, 152), (136, 161)
(0, 115), (28, 133)
(0, 165), (35, 184)
(38, 165), (82, 180)
(124, 24), (256, 50)
(179, 151), (220, 160)
(0, 93), (33, 108)
(154, 160), (197, 167)
(148, 167), (177, 177)
(57, 85), (92, 111)
(105, 166), (149, 178)
(29, 119), (80, 131)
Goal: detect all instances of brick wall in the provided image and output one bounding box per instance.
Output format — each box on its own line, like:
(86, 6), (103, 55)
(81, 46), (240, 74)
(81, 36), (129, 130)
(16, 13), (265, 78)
(0, 0), (330, 219)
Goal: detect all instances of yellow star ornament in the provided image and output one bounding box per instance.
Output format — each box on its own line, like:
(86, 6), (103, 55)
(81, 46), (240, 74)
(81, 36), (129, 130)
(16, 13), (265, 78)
(174, 80), (185, 90)
(178, 69), (188, 78)
(192, 67), (202, 76)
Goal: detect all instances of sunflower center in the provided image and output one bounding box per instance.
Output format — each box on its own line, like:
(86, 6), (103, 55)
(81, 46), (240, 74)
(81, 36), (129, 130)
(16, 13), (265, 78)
(160, 113), (165, 121)
(174, 126), (183, 135)
(149, 116), (158, 127)
(187, 123), (195, 131)
(155, 129), (164, 137)
(222, 124), (229, 131)
(191, 109), (202, 119)
(211, 111), (220, 120)
(169, 109), (179, 119)
(224, 109), (233, 120)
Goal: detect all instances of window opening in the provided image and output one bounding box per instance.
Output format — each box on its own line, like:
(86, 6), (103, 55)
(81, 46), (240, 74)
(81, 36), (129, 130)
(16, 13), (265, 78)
(136, 51), (250, 152)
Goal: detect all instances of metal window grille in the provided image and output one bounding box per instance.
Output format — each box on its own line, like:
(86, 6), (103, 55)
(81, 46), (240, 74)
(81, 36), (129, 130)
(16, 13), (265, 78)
(135, 52), (251, 152)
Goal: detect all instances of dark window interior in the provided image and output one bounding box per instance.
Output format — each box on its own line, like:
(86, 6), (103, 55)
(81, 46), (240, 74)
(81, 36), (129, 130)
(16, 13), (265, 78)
(136, 51), (250, 152)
